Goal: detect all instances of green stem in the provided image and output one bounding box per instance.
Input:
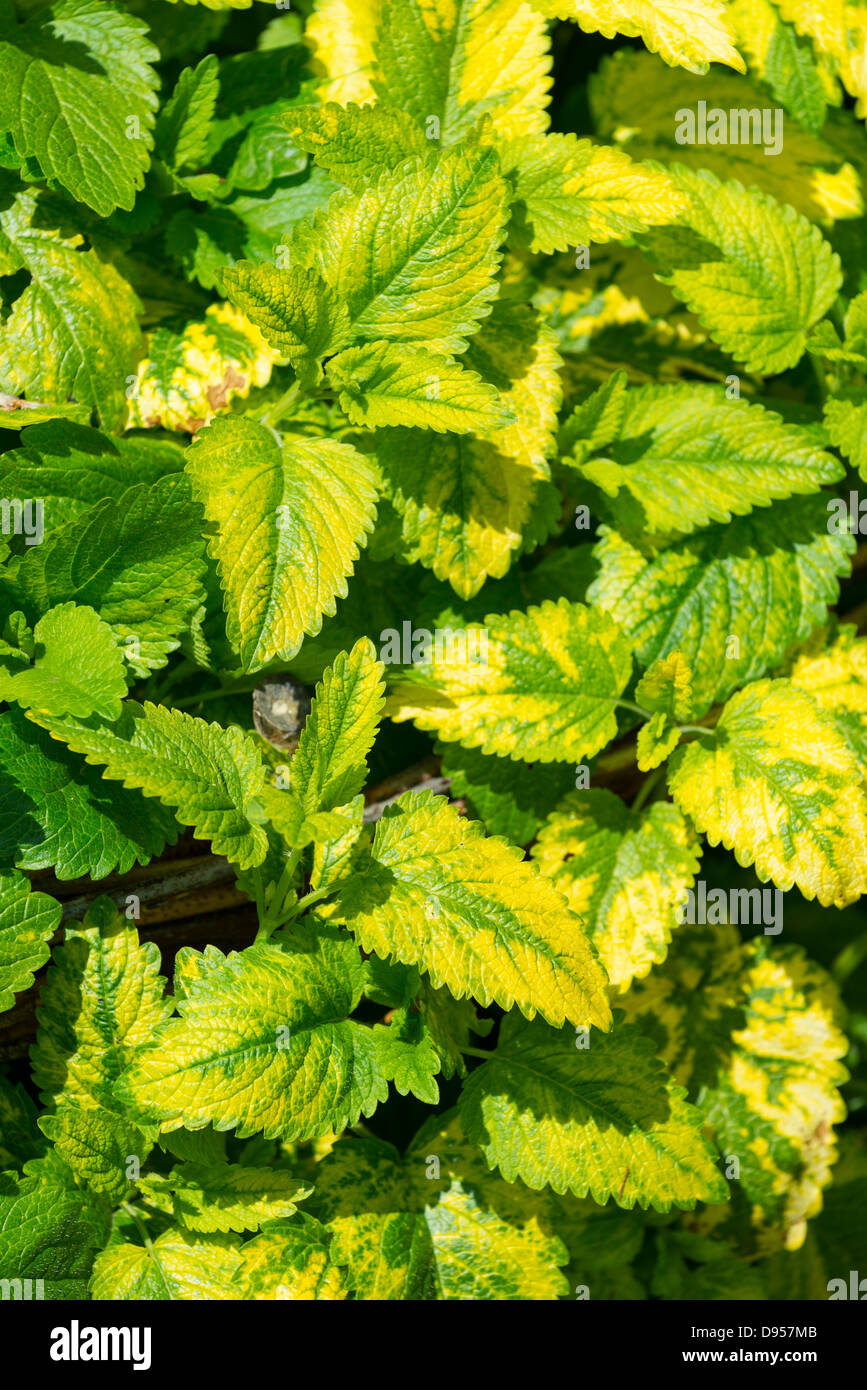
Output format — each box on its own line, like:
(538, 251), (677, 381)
(172, 678), (263, 711)
(629, 763), (667, 821)
(677, 723), (716, 739)
(614, 699), (652, 721)
(461, 1046), (493, 1061)
(121, 1201), (153, 1253)
(260, 380), (302, 430)
(256, 848), (302, 940)
(286, 881), (341, 920)
(811, 352), (829, 405)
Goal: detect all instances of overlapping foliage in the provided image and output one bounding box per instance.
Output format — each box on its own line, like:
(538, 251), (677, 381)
(1, 0), (866, 1302)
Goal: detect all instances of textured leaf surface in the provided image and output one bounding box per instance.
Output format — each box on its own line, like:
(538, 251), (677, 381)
(1, 474), (207, 677)
(90, 1230), (242, 1300)
(327, 341), (507, 434)
(0, 707), (177, 880)
(621, 927), (848, 1250)
(503, 132), (686, 254)
(186, 415), (378, 670)
(641, 167), (841, 374)
(31, 900), (173, 1110)
(589, 496), (854, 716)
(288, 638), (385, 815)
(138, 1163), (311, 1234)
(313, 1120), (569, 1300)
(282, 102), (427, 190)
(0, 190), (143, 428)
(439, 743), (575, 846)
(376, 427), (545, 597)
(0, 868), (61, 1013)
(0, 1171), (108, 1299)
(668, 678), (867, 906)
(567, 384), (844, 538)
(460, 299), (563, 468)
(0, 421), (184, 533)
(284, 148), (509, 355)
(28, 701), (268, 870)
(308, 0), (553, 141)
(387, 598), (633, 761)
(234, 1215), (348, 1300)
(126, 303), (278, 433)
(789, 625), (867, 762)
(116, 932), (387, 1141)
(38, 1105), (147, 1203)
(459, 1013), (729, 1208)
(0, 603), (126, 721)
(333, 790), (611, 1030)
(0, 0), (159, 214)
(532, 0), (744, 73)
(533, 791), (701, 992)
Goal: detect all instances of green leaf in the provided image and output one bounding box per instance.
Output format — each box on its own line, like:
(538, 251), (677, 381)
(565, 384), (844, 538)
(0, 1169), (109, 1299)
(589, 495), (854, 716)
(0, 868), (61, 1013)
(31, 898), (173, 1111)
(281, 102), (428, 191)
(90, 1229), (242, 1301)
(372, 1008), (442, 1105)
(116, 931), (388, 1141)
(0, 421), (185, 533)
(533, 791), (701, 992)
(126, 302), (278, 433)
(308, 0), (553, 143)
(501, 132), (686, 254)
(327, 341), (508, 434)
(26, 701), (269, 870)
(458, 1013), (729, 1209)
(461, 298), (563, 469)
(0, 474), (207, 677)
(620, 926), (848, 1250)
(0, 188), (143, 428)
(532, 0), (745, 75)
(287, 637), (385, 816)
(825, 391), (867, 476)
(234, 1214), (347, 1300)
(185, 415), (379, 671)
(0, 603), (126, 720)
(439, 743), (575, 846)
(640, 167), (841, 374)
(138, 1162), (311, 1234)
(789, 625), (867, 763)
(387, 598), (633, 762)
(38, 1105), (148, 1203)
(282, 147), (509, 355)
(220, 264), (352, 382)
(155, 53), (219, 174)
(0, 0), (159, 215)
(376, 427), (547, 598)
(312, 1119), (569, 1300)
(0, 706), (178, 880)
(333, 789), (611, 1031)
(667, 677), (867, 907)
(0, 395), (90, 431)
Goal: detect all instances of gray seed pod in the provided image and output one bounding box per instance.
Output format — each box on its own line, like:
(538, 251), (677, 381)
(252, 676), (311, 755)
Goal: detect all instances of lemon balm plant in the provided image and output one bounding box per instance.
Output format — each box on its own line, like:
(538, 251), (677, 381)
(0, 0), (866, 1302)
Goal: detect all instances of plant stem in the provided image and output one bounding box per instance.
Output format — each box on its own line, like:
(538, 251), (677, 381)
(172, 678), (263, 711)
(255, 848), (302, 940)
(287, 881), (341, 919)
(614, 699), (652, 721)
(461, 1046), (493, 1061)
(121, 1202), (154, 1253)
(260, 380), (301, 430)
(629, 763), (667, 821)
